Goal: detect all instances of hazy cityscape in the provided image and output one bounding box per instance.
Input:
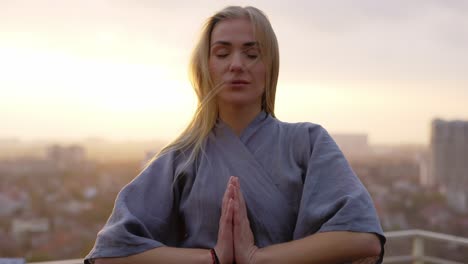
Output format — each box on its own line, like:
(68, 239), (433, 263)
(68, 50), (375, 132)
(0, 118), (467, 263)
(1, 1), (467, 263)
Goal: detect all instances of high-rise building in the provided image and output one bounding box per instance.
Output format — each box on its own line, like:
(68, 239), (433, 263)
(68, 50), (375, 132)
(332, 133), (371, 158)
(430, 119), (468, 213)
(47, 144), (86, 170)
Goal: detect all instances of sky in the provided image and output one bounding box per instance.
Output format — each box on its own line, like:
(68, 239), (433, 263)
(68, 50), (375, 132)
(1, 0), (467, 145)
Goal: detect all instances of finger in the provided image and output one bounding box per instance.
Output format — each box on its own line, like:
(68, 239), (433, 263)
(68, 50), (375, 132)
(222, 198), (234, 231)
(226, 198), (234, 228)
(234, 178), (244, 205)
(232, 196), (239, 226)
(234, 178), (248, 218)
(232, 176), (239, 188)
(221, 177), (234, 215)
(222, 177), (233, 207)
(219, 198), (234, 241)
(232, 197), (245, 243)
(222, 193), (234, 223)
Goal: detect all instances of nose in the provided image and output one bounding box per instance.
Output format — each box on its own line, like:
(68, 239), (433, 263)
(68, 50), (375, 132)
(229, 52), (245, 72)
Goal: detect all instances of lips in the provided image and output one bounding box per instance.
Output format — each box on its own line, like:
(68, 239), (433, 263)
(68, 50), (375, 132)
(230, 80), (250, 85)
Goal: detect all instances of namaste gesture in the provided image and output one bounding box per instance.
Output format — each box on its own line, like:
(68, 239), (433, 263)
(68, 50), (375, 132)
(214, 176), (258, 264)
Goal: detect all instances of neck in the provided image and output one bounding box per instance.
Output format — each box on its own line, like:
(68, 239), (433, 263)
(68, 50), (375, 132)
(218, 104), (262, 136)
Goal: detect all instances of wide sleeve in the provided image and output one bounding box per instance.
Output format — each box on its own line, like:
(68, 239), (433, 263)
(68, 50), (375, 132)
(84, 151), (184, 264)
(293, 125), (386, 261)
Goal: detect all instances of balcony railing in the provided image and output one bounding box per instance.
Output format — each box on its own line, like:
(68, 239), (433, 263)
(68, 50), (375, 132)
(384, 229), (468, 264)
(31, 261), (82, 264)
(22, 229), (468, 264)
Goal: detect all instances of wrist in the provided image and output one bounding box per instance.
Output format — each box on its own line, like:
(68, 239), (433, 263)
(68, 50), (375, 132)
(210, 248), (220, 264)
(250, 247), (267, 264)
(198, 249), (213, 264)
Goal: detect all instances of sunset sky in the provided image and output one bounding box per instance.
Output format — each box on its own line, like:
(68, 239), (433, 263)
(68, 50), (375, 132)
(1, 0), (467, 145)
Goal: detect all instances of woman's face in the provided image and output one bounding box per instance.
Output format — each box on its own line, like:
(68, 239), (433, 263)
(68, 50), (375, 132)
(209, 18), (266, 110)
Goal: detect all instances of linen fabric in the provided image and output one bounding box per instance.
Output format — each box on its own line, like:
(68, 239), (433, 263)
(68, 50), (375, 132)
(85, 112), (385, 263)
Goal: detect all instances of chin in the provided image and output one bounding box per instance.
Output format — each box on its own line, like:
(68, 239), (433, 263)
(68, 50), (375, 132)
(218, 97), (262, 108)
(218, 92), (263, 107)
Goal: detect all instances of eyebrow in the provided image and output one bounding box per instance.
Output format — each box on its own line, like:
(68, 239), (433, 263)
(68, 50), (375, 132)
(210, 41), (258, 47)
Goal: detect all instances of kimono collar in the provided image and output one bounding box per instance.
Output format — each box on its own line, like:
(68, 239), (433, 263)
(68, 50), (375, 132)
(215, 110), (272, 142)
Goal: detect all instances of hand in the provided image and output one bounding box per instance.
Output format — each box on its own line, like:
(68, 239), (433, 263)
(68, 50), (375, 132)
(214, 176), (235, 264)
(232, 177), (259, 264)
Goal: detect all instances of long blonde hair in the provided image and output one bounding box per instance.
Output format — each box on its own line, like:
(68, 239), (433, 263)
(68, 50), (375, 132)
(152, 6), (280, 168)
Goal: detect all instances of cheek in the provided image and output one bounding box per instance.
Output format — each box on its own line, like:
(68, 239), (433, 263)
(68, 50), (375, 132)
(253, 66), (267, 86)
(208, 61), (222, 80)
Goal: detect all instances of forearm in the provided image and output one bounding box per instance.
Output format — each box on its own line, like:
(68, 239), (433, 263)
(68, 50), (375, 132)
(254, 231), (381, 264)
(94, 246), (212, 264)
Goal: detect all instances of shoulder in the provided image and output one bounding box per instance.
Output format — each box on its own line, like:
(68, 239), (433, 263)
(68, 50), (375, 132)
(272, 117), (332, 144)
(270, 118), (341, 164)
(134, 147), (194, 185)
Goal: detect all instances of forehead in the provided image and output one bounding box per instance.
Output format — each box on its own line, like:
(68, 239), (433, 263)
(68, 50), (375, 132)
(210, 18), (256, 44)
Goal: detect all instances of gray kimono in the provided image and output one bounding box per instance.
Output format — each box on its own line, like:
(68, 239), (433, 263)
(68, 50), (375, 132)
(85, 112), (385, 263)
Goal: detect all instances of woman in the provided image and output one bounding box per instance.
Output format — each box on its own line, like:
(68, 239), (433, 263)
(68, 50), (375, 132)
(85, 6), (385, 264)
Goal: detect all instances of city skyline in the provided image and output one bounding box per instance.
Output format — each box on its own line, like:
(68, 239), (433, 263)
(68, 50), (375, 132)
(1, 0), (467, 144)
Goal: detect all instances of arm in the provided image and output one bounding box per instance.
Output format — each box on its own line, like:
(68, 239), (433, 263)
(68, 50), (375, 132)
(231, 177), (382, 264)
(95, 176), (238, 264)
(94, 247), (212, 264)
(253, 231), (381, 264)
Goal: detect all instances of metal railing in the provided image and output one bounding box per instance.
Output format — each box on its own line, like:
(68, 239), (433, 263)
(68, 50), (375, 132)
(384, 229), (468, 264)
(27, 229), (468, 264)
(29, 260), (82, 264)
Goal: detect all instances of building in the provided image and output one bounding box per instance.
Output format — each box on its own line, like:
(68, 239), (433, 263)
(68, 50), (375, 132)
(331, 133), (371, 159)
(430, 119), (468, 213)
(46, 144), (86, 170)
(0, 190), (29, 217)
(11, 218), (49, 242)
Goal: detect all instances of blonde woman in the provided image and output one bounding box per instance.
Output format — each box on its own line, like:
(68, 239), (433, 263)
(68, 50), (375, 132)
(85, 6), (385, 264)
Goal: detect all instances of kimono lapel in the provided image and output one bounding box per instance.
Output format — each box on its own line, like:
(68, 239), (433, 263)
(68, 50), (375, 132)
(210, 113), (296, 245)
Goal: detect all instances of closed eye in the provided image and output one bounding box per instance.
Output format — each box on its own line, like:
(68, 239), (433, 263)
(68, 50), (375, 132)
(244, 47), (260, 59)
(215, 54), (229, 58)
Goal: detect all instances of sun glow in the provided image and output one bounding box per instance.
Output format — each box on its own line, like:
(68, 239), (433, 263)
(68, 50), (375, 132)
(0, 46), (197, 140)
(1, 47), (193, 107)
(1, 0), (467, 144)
